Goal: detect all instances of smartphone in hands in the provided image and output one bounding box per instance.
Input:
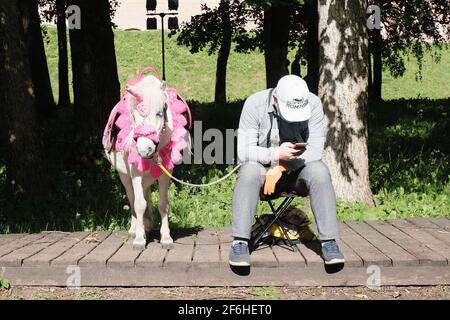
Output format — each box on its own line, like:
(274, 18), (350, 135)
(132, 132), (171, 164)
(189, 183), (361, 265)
(293, 142), (308, 149)
(292, 142), (308, 157)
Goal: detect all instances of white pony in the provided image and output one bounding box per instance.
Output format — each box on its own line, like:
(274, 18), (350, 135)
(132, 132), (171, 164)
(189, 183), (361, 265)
(103, 69), (191, 250)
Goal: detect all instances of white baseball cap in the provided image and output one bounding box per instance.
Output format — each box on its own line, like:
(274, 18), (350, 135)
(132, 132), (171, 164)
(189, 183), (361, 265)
(274, 75), (311, 122)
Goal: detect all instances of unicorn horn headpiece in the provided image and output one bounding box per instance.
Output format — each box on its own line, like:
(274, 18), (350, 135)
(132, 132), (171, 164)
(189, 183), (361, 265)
(126, 85), (143, 102)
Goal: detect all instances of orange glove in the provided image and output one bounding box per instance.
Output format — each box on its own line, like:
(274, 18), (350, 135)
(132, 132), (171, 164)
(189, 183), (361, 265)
(263, 165), (287, 195)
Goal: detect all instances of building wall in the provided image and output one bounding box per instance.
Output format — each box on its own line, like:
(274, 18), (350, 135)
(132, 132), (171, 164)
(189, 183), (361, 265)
(113, 0), (221, 30)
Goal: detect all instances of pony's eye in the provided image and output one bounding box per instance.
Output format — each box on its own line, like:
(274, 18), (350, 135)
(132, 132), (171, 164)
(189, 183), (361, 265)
(156, 112), (164, 118)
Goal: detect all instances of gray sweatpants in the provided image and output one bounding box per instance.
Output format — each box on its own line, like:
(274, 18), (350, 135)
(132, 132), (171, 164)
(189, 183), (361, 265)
(232, 160), (340, 241)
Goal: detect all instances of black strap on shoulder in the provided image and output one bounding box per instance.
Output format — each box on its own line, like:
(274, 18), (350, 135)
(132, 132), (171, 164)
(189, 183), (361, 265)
(266, 89), (275, 148)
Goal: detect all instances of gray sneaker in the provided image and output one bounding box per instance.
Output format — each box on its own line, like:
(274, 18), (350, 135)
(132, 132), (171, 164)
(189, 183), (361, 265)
(321, 240), (345, 265)
(229, 241), (250, 267)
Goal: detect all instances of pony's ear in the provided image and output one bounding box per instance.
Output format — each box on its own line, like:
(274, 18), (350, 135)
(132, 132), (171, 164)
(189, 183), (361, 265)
(161, 80), (167, 91)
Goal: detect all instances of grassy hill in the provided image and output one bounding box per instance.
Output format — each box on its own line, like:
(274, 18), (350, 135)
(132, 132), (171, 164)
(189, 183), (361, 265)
(43, 27), (449, 103)
(44, 28), (267, 103)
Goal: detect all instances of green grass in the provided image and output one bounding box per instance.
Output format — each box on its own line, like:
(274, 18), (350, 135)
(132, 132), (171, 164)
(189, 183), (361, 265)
(0, 28), (448, 233)
(251, 286), (281, 300)
(336, 98), (450, 221)
(382, 47), (450, 100)
(74, 290), (105, 300)
(31, 292), (54, 300)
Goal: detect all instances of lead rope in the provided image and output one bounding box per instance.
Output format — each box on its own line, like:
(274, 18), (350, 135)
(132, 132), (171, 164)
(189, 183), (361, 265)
(158, 162), (242, 187)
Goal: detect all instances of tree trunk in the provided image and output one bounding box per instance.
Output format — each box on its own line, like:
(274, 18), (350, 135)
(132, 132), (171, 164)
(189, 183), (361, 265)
(56, 0), (70, 108)
(305, 0), (319, 94)
(0, 0), (49, 198)
(68, 0), (120, 156)
(371, 29), (382, 102)
(18, 0), (55, 116)
(214, 0), (232, 106)
(263, 5), (291, 88)
(318, 0), (373, 204)
(290, 50), (301, 76)
(368, 49), (372, 95)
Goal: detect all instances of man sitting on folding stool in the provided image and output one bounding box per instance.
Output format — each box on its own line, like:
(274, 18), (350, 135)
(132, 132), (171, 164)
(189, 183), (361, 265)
(229, 75), (345, 267)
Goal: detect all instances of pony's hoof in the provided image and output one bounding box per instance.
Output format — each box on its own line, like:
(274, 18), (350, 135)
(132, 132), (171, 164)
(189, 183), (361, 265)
(161, 243), (174, 250)
(161, 241), (174, 250)
(132, 241), (146, 251)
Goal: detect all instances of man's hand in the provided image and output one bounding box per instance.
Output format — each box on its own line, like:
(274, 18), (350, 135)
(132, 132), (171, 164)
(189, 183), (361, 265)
(273, 142), (305, 162)
(263, 164), (287, 195)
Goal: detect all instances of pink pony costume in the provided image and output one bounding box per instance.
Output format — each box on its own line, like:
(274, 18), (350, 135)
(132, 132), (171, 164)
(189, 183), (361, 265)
(102, 67), (192, 179)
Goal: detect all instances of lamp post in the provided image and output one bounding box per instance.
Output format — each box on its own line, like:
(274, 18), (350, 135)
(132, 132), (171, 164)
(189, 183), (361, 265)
(146, 1), (179, 81)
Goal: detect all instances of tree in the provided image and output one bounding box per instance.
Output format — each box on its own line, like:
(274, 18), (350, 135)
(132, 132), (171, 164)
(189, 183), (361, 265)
(302, 0), (318, 94)
(0, 0), (49, 199)
(68, 0), (120, 156)
(56, 0), (70, 108)
(177, 0), (307, 95)
(18, 0), (55, 116)
(245, 0), (304, 88)
(368, 0), (450, 102)
(369, 26), (382, 102)
(215, 0), (232, 105)
(39, 0), (121, 109)
(175, 0), (252, 105)
(318, 0), (373, 204)
(39, 0), (70, 109)
(262, 4), (292, 88)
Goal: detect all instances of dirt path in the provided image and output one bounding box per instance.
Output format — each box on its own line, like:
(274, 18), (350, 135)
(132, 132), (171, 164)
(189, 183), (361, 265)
(1, 285), (449, 300)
